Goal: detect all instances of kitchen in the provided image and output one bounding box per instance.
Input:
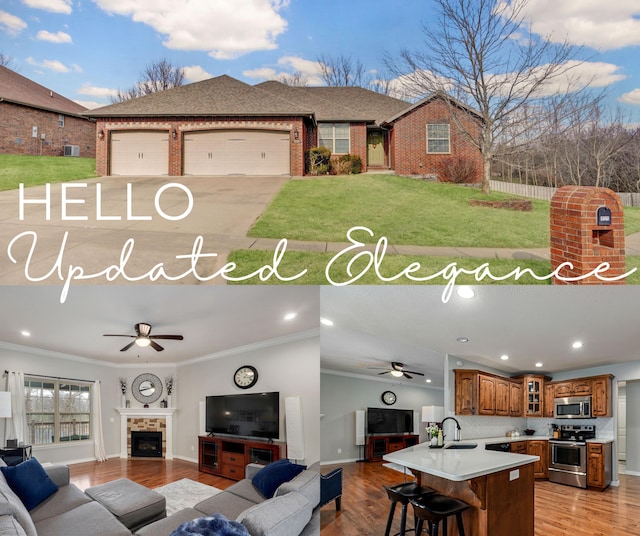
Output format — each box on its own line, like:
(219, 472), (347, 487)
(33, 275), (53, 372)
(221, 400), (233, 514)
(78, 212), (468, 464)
(319, 286), (640, 536)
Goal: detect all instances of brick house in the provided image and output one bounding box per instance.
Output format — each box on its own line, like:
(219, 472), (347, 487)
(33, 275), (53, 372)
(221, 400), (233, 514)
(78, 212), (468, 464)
(86, 75), (482, 180)
(0, 66), (95, 158)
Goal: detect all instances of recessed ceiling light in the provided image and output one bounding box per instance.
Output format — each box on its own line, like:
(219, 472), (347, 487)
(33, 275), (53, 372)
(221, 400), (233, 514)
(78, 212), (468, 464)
(572, 341), (583, 349)
(501, 355), (509, 361)
(20, 330), (30, 337)
(284, 312), (297, 321)
(426, 379), (432, 383)
(456, 286), (475, 299)
(456, 337), (469, 343)
(535, 362), (543, 368)
(320, 317), (334, 326)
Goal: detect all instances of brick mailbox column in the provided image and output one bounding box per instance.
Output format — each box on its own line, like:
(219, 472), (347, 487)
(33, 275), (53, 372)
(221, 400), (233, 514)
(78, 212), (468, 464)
(550, 186), (625, 284)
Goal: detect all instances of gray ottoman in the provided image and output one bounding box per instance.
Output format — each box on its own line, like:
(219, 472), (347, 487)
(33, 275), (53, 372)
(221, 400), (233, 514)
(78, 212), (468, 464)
(85, 478), (166, 531)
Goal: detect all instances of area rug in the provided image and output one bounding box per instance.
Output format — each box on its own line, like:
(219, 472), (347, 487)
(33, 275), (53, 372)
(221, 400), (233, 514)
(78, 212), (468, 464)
(154, 478), (223, 516)
(382, 463), (414, 477)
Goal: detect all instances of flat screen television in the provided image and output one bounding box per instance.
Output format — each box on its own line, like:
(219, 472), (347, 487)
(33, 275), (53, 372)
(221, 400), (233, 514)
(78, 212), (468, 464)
(205, 392), (280, 439)
(367, 407), (414, 435)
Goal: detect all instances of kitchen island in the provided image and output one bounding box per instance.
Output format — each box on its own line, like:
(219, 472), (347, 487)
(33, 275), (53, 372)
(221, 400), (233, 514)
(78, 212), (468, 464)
(384, 441), (539, 536)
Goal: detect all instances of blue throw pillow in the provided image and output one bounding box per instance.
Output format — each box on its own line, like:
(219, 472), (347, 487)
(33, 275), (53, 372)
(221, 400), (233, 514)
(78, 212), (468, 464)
(0, 457), (59, 511)
(251, 459), (306, 499)
(170, 514), (249, 536)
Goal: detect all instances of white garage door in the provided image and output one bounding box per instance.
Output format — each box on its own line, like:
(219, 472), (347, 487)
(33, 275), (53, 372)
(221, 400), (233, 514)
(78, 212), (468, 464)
(110, 131), (169, 176)
(184, 130), (290, 175)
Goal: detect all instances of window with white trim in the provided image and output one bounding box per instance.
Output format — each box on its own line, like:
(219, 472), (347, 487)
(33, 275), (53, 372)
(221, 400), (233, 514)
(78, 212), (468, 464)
(319, 123), (350, 154)
(24, 377), (92, 445)
(58, 115), (64, 128)
(426, 123), (450, 153)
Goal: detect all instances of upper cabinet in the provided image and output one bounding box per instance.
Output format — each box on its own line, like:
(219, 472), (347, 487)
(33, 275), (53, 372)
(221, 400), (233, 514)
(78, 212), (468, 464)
(553, 379), (592, 398)
(591, 375), (613, 417)
(454, 370), (523, 417)
(513, 374), (551, 418)
(455, 370), (478, 415)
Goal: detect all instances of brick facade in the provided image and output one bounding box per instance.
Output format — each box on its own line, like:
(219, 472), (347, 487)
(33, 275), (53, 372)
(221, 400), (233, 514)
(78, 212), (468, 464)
(95, 116), (307, 176)
(550, 186), (626, 284)
(127, 417), (167, 458)
(389, 98), (483, 181)
(0, 101), (95, 157)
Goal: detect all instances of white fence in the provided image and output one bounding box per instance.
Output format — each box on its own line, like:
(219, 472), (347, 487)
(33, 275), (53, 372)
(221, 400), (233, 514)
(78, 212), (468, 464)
(489, 180), (640, 207)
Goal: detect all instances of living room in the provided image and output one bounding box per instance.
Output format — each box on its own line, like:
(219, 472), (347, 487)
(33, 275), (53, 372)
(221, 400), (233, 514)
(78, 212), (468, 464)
(0, 285), (322, 536)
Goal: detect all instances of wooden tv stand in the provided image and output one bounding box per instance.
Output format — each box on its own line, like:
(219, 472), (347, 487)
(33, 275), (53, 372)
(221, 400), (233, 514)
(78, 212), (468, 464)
(366, 434), (419, 461)
(198, 435), (286, 481)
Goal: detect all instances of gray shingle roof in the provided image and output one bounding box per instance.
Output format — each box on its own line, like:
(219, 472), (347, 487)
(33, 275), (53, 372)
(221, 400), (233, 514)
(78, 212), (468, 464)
(0, 65), (88, 116)
(86, 75), (315, 118)
(382, 90), (483, 125)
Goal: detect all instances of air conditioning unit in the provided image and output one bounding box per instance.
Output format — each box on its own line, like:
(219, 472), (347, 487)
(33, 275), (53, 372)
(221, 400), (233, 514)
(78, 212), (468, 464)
(63, 145), (80, 157)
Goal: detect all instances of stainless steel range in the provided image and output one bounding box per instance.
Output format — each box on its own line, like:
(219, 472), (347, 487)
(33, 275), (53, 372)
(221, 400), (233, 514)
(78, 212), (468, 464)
(548, 424), (596, 488)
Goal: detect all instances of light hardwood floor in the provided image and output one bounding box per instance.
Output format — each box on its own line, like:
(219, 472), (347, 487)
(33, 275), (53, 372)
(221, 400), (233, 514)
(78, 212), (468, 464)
(320, 461), (640, 536)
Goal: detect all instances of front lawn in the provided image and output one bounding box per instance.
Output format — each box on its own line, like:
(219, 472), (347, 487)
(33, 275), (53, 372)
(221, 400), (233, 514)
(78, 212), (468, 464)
(248, 175), (640, 248)
(0, 155), (97, 191)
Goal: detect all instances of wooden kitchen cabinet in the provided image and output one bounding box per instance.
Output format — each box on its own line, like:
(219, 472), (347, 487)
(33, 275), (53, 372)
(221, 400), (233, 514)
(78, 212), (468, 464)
(510, 381), (523, 417)
(455, 370), (477, 415)
(510, 441), (527, 454)
(527, 440), (549, 479)
(587, 442), (612, 490)
(553, 379), (592, 398)
(544, 382), (555, 418)
(478, 374), (497, 415)
(495, 377), (511, 416)
(591, 375), (613, 417)
(514, 374), (551, 418)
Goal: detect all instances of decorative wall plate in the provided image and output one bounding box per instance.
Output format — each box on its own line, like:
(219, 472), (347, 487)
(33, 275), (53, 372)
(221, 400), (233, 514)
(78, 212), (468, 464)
(132, 373), (163, 404)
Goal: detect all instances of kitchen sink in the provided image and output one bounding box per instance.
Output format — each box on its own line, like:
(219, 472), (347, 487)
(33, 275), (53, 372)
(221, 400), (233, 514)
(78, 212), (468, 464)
(444, 443), (478, 449)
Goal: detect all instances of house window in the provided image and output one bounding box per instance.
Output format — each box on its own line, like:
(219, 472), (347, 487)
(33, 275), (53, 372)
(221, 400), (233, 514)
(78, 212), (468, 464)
(319, 123), (350, 154)
(24, 377), (92, 445)
(426, 123), (450, 154)
(58, 115), (64, 128)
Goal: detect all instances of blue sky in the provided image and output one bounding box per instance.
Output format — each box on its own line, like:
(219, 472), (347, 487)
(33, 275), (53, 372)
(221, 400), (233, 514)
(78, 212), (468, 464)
(1, 0), (640, 119)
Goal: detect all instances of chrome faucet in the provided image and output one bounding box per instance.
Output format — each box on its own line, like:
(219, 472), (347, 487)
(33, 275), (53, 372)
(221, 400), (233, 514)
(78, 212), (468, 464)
(441, 416), (462, 441)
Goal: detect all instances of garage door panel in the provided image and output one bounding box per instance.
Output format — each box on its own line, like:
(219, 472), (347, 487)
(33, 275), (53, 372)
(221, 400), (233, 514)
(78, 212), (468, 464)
(110, 132), (169, 176)
(184, 130), (290, 175)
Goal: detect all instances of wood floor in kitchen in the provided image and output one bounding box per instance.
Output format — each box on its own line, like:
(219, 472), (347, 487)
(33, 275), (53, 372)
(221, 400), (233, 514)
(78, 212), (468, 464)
(320, 461), (640, 536)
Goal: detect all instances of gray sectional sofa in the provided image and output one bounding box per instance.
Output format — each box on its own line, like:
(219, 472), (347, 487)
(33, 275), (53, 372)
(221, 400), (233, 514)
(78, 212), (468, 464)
(0, 457), (320, 536)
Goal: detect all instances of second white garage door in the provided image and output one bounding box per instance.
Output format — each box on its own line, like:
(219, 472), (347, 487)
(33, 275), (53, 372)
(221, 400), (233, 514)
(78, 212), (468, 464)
(184, 130), (290, 175)
(110, 131), (169, 176)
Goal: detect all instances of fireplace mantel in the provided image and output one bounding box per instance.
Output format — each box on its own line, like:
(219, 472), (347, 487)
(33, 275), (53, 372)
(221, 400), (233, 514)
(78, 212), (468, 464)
(116, 407), (176, 459)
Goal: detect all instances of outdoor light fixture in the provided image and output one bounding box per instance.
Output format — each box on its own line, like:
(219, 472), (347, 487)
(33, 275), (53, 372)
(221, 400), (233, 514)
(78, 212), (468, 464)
(171, 128), (177, 139)
(98, 129), (105, 140)
(294, 128), (299, 141)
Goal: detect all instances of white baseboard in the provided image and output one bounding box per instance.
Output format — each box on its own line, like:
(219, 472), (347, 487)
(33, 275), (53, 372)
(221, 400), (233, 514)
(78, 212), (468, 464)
(173, 455), (198, 464)
(624, 470), (640, 476)
(320, 458), (359, 465)
(611, 480), (620, 487)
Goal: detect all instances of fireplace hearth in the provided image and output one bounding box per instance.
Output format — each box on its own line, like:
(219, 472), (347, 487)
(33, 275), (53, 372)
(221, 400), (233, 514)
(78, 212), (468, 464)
(131, 431), (162, 458)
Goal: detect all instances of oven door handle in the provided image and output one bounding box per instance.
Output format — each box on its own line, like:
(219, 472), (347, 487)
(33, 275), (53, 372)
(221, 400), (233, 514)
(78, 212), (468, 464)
(549, 441), (585, 447)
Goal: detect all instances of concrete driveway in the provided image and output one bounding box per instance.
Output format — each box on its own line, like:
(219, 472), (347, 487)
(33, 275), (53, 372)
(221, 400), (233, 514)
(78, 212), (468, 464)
(0, 175), (289, 287)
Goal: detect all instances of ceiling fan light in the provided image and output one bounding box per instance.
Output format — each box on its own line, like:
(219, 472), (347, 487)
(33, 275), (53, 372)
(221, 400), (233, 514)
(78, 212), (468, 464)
(390, 370), (404, 377)
(135, 337), (151, 347)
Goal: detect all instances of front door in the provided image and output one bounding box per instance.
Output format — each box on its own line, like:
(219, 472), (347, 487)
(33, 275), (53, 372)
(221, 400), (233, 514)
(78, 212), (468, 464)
(367, 130), (385, 167)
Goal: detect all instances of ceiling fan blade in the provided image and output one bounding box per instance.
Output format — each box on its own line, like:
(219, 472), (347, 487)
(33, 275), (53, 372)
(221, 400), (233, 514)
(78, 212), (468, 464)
(120, 341), (136, 352)
(104, 334), (135, 338)
(149, 340), (165, 352)
(404, 370), (425, 376)
(150, 335), (184, 340)
(403, 372), (413, 379)
(378, 371), (390, 375)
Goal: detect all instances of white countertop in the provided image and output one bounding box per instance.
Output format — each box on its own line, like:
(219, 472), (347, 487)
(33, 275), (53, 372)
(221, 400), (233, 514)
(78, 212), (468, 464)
(383, 440), (539, 482)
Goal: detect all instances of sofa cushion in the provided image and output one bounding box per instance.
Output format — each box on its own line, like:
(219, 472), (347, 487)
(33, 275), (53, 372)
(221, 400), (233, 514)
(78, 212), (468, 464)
(274, 469), (320, 508)
(169, 513), (249, 536)
(195, 492), (256, 521)
(251, 460), (306, 499)
(29, 482), (92, 523)
(0, 468), (37, 536)
(237, 492), (312, 536)
(136, 507), (203, 536)
(34, 500), (131, 536)
(1, 458), (59, 511)
(0, 514), (27, 536)
(225, 479), (266, 504)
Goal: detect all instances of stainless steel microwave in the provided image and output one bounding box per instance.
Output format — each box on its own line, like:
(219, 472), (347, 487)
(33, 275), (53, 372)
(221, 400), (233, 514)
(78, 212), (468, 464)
(554, 396), (592, 419)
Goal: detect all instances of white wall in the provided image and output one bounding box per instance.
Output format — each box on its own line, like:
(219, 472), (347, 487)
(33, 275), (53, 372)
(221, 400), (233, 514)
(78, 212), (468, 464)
(320, 371), (443, 464)
(175, 335), (320, 466)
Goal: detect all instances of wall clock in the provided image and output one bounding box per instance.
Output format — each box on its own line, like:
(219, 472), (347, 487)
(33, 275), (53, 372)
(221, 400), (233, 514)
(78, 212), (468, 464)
(131, 373), (163, 404)
(234, 365), (258, 389)
(381, 390), (397, 405)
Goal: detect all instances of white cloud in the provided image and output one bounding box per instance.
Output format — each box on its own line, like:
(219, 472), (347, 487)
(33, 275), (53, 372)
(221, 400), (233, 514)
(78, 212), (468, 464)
(74, 99), (104, 109)
(620, 89), (640, 106)
(183, 65), (212, 82)
(243, 67), (278, 80)
(21, 0), (72, 14)
(500, 0), (640, 51)
(26, 56), (71, 72)
(243, 56), (324, 85)
(71, 64), (82, 72)
(36, 30), (72, 43)
(77, 83), (118, 98)
(93, 0), (289, 59)
(0, 10), (27, 36)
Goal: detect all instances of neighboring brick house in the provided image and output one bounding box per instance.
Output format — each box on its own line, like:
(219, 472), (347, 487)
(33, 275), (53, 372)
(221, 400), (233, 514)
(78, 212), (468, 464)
(85, 74), (482, 180)
(0, 66), (96, 158)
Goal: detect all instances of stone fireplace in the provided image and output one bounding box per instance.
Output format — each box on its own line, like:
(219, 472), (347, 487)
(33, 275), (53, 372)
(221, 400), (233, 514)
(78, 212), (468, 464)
(116, 408), (175, 459)
(131, 431), (163, 458)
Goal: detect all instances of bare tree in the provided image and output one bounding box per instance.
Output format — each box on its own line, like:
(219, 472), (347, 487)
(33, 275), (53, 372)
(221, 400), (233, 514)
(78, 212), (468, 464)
(277, 71), (309, 87)
(0, 53), (16, 69)
(111, 58), (185, 103)
(386, 0), (588, 193)
(317, 53), (369, 87)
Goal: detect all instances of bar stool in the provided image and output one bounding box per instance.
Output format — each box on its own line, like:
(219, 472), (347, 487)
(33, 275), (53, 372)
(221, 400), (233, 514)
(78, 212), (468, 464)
(383, 482), (435, 536)
(409, 494), (470, 536)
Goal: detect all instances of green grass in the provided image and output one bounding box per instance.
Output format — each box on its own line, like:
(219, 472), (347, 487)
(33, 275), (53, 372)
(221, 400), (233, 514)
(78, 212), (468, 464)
(249, 175), (640, 248)
(0, 155), (97, 191)
(226, 250), (640, 285)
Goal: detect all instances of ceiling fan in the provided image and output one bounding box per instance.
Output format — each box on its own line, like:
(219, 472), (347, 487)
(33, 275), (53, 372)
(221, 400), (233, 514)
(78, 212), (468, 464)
(368, 361), (425, 379)
(103, 323), (183, 352)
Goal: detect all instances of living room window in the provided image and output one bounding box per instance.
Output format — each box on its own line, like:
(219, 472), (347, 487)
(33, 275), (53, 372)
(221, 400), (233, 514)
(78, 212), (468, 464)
(426, 123), (450, 153)
(24, 377), (92, 445)
(319, 123), (350, 154)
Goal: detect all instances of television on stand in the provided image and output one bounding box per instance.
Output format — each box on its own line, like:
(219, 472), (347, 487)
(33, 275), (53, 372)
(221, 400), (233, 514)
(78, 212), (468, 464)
(366, 407), (414, 435)
(205, 392), (280, 440)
